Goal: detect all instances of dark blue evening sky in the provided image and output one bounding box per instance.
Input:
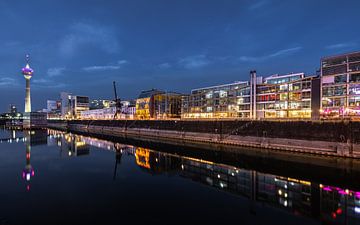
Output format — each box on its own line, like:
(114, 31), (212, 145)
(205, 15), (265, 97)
(0, 0), (359, 112)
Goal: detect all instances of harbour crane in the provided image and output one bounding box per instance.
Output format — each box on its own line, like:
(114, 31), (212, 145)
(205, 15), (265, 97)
(113, 81), (121, 119)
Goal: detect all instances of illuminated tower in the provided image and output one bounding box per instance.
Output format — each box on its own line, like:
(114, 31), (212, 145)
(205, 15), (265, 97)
(22, 54), (34, 113)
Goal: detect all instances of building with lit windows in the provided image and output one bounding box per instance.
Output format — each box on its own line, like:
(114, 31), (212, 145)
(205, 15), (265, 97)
(60, 92), (89, 119)
(153, 92), (182, 119)
(120, 100), (136, 118)
(182, 72), (320, 119)
(81, 107), (116, 120)
(136, 89), (182, 119)
(89, 99), (115, 110)
(321, 51), (360, 118)
(256, 73), (320, 119)
(46, 100), (61, 119)
(181, 81), (251, 119)
(135, 89), (164, 119)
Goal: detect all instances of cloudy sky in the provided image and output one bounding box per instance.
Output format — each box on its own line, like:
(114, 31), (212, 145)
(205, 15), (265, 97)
(0, 0), (359, 112)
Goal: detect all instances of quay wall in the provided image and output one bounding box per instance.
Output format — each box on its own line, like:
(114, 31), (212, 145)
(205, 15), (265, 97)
(47, 119), (360, 158)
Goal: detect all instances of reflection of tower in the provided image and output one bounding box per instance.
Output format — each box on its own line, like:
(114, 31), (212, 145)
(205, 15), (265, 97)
(22, 131), (34, 191)
(22, 54), (34, 113)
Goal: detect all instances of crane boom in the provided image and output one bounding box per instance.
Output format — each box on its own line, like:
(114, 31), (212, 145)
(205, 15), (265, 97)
(113, 81), (121, 119)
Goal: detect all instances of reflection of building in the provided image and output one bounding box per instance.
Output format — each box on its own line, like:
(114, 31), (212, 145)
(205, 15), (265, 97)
(321, 51), (360, 117)
(320, 185), (360, 224)
(135, 147), (151, 169)
(61, 134), (90, 156)
(135, 147), (180, 173)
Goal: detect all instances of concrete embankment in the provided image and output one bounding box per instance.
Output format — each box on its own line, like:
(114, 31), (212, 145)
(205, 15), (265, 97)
(48, 119), (360, 158)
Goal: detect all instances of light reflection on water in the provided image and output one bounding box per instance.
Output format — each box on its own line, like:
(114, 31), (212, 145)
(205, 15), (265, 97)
(0, 128), (359, 225)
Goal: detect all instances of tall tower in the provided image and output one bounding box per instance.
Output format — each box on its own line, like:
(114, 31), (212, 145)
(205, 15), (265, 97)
(22, 54), (34, 113)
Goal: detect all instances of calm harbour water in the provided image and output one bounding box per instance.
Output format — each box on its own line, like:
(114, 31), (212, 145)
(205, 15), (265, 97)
(0, 128), (360, 225)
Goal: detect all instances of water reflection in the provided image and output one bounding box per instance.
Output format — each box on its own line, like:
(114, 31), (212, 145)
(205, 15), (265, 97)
(22, 131), (34, 191)
(1, 128), (360, 224)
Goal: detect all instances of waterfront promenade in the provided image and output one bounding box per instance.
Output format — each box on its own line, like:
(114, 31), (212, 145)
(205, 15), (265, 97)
(47, 119), (360, 159)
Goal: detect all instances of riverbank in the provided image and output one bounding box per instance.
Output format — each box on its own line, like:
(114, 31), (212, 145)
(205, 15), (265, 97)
(48, 119), (360, 159)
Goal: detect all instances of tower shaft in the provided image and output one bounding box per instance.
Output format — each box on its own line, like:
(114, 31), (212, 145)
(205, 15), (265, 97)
(25, 78), (31, 113)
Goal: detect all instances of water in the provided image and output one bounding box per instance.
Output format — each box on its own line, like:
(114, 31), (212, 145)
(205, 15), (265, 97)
(0, 128), (360, 225)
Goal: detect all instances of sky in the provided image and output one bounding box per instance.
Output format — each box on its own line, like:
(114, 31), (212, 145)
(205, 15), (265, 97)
(0, 0), (360, 112)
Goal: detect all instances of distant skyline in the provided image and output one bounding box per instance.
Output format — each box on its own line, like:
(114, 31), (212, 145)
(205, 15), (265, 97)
(0, 0), (360, 112)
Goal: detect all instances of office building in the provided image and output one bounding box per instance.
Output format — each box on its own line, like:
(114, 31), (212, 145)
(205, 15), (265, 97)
(182, 81), (251, 119)
(256, 73), (319, 119)
(182, 72), (320, 119)
(89, 99), (115, 110)
(46, 100), (61, 119)
(60, 92), (89, 119)
(320, 51), (360, 117)
(135, 89), (164, 119)
(153, 92), (182, 119)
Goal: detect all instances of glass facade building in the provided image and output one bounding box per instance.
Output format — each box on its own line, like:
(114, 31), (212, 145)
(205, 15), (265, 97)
(182, 72), (319, 119)
(182, 81), (251, 119)
(256, 73), (315, 119)
(136, 89), (182, 119)
(321, 51), (360, 117)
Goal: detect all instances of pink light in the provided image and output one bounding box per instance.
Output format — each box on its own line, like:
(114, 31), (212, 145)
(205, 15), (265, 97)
(355, 192), (360, 198)
(338, 190), (347, 195)
(323, 186), (332, 191)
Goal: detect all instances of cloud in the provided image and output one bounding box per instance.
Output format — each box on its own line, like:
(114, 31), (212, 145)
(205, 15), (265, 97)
(47, 67), (66, 77)
(32, 78), (67, 88)
(248, 0), (268, 10)
(178, 55), (210, 69)
(117, 60), (128, 65)
(83, 59), (128, 72)
(0, 77), (17, 86)
(325, 42), (357, 50)
(239, 47), (302, 62)
(60, 22), (120, 56)
(33, 78), (49, 84)
(158, 63), (171, 69)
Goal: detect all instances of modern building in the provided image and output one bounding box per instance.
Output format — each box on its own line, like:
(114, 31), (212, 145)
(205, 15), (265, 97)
(320, 51), (360, 118)
(135, 89), (164, 119)
(81, 101), (136, 120)
(153, 92), (182, 119)
(89, 99), (115, 110)
(256, 73), (320, 119)
(69, 95), (89, 119)
(60, 92), (71, 118)
(120, 100), (136, 118)
(81, 107), (116, 120)
(181, 81), (251, 119)
(46, 100), (61, 119)
(60, 92), (89, 119)
(182, 71), (320, 120)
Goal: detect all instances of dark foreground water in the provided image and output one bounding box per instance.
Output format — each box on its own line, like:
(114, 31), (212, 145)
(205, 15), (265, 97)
(0, 129), (360, 225)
